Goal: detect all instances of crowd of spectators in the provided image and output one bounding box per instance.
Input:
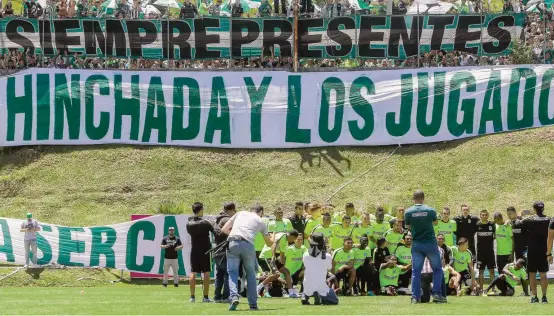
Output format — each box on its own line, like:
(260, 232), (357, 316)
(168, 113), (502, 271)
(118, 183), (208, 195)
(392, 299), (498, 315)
(0, 0), (553, 70)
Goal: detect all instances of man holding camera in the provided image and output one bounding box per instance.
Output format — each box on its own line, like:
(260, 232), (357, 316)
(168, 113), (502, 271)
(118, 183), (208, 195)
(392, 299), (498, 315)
(20, 212), (41, 268)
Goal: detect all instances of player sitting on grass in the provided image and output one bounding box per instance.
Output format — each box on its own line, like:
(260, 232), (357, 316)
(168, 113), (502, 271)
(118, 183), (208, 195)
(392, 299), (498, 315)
(450, 238), (477, 293)
(379, 255), (411, 296)
(483, 259), (529, 297)
(331, 237), (356, 296)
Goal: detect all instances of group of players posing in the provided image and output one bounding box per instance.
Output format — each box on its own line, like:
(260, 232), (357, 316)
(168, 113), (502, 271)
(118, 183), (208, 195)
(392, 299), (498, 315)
(251, 201), (554, 303)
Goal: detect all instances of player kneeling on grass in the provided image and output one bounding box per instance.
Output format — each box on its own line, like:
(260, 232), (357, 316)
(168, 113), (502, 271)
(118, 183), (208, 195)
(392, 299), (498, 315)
(483, 259), (529, 297)
(301, 233), (339, 305)
(257, 271), (287, 298)
(331, 237), (356, 296)
(379, 255), (412, 296)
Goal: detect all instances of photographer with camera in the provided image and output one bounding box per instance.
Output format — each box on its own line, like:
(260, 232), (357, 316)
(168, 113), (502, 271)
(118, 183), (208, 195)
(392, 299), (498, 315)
(20, 212), (41, 268)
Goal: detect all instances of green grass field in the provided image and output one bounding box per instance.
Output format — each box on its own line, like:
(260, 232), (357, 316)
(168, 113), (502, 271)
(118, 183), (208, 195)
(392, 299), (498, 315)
(1, 126), (554, 227)
(0, 285), (552, 315)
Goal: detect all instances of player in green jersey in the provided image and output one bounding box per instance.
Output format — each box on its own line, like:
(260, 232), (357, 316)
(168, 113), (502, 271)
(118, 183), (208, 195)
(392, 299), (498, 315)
(304, 204), (323, 247)
(395, 234), (412, 288)
(450, 237), (477, 290)
(483, 259), (529, 296)
(283, 234), (307, 296)
(331, 237), (356, 296)
(370, 206), (394, 223)
(312, 213), (334, 241)
(353, 235), (375, 295)
(333, 202), (361, 224)
(331, 215), (354, 250)
(267, 208), (293, 234)
(371, 208), (391, 242)
(494, 212), (513, 275)
(384, 219), (405, 254)
(352, 212), (376, 249)
(251, 206), (271, 271)
(379, 255), (412, 296)
(434, 207), (457, 247)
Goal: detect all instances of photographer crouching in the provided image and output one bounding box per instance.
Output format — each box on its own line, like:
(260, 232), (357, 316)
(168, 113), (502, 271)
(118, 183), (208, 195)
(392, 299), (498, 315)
(213, 203), (237, 303)
(301, 233), (339, 305)
(186, 202), (218, 303)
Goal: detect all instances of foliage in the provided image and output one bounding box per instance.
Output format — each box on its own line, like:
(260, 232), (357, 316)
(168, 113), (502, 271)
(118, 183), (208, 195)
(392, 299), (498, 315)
(510, 40), (534, 65)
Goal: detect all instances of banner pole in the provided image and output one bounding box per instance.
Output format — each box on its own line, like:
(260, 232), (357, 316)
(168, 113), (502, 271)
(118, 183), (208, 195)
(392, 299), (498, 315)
(167, 14), (170, 69)
(42, 16), (45, 68)
(293, 2), (298, 72)
(479, 7), (483, 61)
(229, 15), (233, 69)
(543, 1), (547, 64)
(417, 9), (420, 68)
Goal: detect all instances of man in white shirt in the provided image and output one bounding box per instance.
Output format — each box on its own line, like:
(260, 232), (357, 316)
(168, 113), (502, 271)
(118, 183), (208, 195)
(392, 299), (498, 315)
(20, 212), (41, 268)
(301, 233), (339, 305)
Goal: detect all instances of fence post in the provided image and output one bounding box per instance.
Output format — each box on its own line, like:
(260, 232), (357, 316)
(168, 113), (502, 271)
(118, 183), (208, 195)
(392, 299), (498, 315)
(417, 9), (420, 68)
(543, 1), (547, 64)
(479, 8), (483, 62)
(293, 3), (298, 72)
(167, 13), (170, 69)
(229, 15), (233, 70)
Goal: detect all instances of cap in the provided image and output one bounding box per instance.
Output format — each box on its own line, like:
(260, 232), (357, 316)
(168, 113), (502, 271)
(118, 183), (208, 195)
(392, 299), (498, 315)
(168, 227), (175, 230)
(309, 232), (324, 247)
(26, 213), (32, 219)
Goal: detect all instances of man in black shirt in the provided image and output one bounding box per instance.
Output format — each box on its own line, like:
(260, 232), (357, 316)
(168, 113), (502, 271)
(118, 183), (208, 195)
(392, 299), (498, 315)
(522, 201), (551, 303)
(161, 227), (183, 287)
(180, 0), (198, 18)
(289, 202), (306, 235)
(454, 204), (479, 261)
(476, 209), (495, 291)
(507, 207), (527, 261)
(213, 202), (237, 303)
(186, 202), (215, 303)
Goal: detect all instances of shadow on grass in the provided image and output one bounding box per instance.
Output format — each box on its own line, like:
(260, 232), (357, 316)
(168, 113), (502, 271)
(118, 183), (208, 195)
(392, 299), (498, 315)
(25, 267), (46, 279)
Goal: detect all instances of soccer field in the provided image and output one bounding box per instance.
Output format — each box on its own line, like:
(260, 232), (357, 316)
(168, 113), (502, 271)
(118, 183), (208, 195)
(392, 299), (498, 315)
(0, 285), (553, 315)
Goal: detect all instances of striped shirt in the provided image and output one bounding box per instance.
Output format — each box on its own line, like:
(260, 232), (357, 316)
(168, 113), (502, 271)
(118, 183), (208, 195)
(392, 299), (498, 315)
(422, 247), (444, 274)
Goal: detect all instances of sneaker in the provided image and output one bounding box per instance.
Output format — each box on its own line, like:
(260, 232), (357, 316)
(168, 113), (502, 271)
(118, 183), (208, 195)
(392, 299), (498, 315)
(345, 289), (353, 297)
(174, 284), (179, 288)
(411, 298), (420, 304)
(530, 296), (539, 303)
(264, 292), (272, 298)
(289, 292), (299, 298)
(23, 264), (28, 268)
(542, 296), (548, 304)
(249, 305), (259, 311)
(432, 295), (447, 303)
(367, 291), (376, 297)
(228, 299), (239, 311)
(189, 297), (195, 303)
(313, 291), (321, 306)
(162, 283), (167, 288)
(301, 294), (310, 305)
(202, 298), (213, 303)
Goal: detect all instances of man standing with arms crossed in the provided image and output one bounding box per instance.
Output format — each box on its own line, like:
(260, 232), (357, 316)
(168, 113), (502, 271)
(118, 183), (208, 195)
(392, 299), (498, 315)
(161, 227), (183, 288)
(405, 190), (445, 304)
(454, 204), (478, 261)
(222, 206), (273, 311)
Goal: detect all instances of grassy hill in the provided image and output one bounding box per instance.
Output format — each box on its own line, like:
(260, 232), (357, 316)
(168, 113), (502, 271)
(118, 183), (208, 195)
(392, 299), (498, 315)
(1, 127), (554, 227)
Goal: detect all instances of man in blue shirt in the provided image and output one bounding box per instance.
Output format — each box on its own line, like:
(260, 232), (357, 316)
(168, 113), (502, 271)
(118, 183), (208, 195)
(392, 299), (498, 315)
(404, 190), (445, 304)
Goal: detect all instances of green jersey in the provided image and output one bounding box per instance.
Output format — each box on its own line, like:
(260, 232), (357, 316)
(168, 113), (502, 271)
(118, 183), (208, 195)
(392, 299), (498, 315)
(371, 222), (390, 240)
(394, 245), (412, 266)
(434, 220), (457, 246)
(353, 247), (372, 269)
(331, 225), (353, 250)
(405, 204), (438, 243)
(332, 247), (354, 267)
(379, 265), (401, 287)
(352, 225), (375, 248)
(384, 229), (404, 254)
(450, 246), (472, 272)
(304, 217), (323, 247)
(443, 266), (450, 284)
(284, 245), (307, 275)
(505, 263), (527, 287)
(254, 217), (270, 251)
(259, 233), (288, 259)
(312, 224), (333, 239)
(495, 224), (513, 256)
(267, 219), (293, 233)
(370, 214), (394, 222)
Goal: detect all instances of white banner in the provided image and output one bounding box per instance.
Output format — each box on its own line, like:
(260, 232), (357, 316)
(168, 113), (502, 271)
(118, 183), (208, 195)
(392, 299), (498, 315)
(2, 65), (554, 148)
(0, 216), (216, 275)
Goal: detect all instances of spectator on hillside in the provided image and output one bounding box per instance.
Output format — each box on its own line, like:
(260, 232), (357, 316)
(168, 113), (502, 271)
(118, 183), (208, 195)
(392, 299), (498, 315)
(116, 0), (131, 17)
(258, 0), (272, 17)
(208, 0), (222, 16)
(57, 0), (68, 18)
(180, 0), (198, 18)
(20, 213), (41, 268)
(228, 0), (243, 17)
(24, 0), (42, 18)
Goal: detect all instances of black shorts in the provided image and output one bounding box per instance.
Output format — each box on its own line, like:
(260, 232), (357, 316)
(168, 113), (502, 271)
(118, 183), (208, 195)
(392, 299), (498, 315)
(291, 268), (303, 285)
(258, 258), (271, 272)
(496, 255), (511, 274)
(459, 269), (472, 287)
(275, 259), (284, 271)
(190, 250), (211, 273)
(398, 270), (412, 288)
(477, 250), (495, 270)
(527, 251), (549, 273)
(334, 269), (353, 282)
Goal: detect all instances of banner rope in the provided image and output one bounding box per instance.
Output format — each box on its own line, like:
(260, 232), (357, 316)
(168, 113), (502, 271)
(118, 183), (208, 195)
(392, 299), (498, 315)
(0, 267), (22, 282)
(325, 144), (401, 203)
